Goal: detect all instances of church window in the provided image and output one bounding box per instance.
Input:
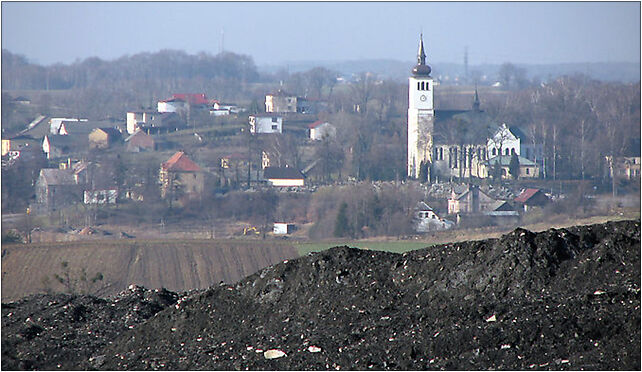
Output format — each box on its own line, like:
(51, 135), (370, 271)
(418, 82), (421, 90)
(439, 147), (443, 161)
(421, 82), (425, 90)
(425, 82), (429, 90)
(526, 168), (530, 175)
(452, 148), (458, 168)
(511, 148), (516, 155)
(505, 148), (509, 156)
(492, 148), (497, 156)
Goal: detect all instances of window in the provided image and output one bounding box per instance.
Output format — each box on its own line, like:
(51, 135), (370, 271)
(511, 148), (516, 155)
(505, 148), (509, 156)
(425, 82), (429, 91)
(271, 125), (278, 130)
(492, 148), (497, 156)
(439, 147), (443, 161)
(272, 117), (278, 122)
(526, 168), (530, 175)
(418, 82), (421, 90)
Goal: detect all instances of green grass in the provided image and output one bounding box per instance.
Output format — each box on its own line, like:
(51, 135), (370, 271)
(294, 241), (435, 256)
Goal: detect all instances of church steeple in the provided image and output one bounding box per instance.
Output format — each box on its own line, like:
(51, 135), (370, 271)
(417, 33), (426, 66)
(411, 34), (431, 76)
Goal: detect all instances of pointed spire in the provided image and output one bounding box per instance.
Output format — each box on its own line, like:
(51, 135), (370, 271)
(417, 33), (426, 66)
(411, 33), (431, 76)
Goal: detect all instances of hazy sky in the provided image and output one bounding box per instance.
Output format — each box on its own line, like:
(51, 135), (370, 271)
(2, 1), (640, 66)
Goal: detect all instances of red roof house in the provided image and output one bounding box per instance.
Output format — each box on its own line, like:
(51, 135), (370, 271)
(514, 188), (550, 211)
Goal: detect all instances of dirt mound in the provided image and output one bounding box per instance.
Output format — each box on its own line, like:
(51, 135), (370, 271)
(2, 220), (640, 370)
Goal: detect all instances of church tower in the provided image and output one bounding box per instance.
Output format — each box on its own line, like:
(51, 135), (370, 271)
(407, 34), (435, 179)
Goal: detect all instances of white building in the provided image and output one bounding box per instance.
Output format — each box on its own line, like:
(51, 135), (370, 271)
(263, 166), (304, 187)
(273, 222), (296, 235)
(249, 115), (283, 134)
(407, 34), (435, 179)
(126, 111), (156, 134)
(414, 201), (454, 232)
(308, 121), (337, 141)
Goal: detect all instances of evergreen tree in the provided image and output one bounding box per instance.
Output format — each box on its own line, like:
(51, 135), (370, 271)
(334, 202), (351, 237)
(509, 152), (520, 180)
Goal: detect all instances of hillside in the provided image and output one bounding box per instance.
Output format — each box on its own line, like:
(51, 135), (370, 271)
(2, 219), (639, 370)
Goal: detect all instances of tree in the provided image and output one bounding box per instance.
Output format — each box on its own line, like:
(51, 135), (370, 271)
(509, 152), (520, 180)
(334, 202), (351, 238)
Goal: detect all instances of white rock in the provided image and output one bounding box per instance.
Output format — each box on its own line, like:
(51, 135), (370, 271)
(486, 314), (497, 322)
(308, 346), (322, 353)
(593, 290), (606, 295)
(264, 349), (286, 359)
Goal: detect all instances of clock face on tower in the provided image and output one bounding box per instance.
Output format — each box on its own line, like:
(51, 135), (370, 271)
(420, 95), (427, 102)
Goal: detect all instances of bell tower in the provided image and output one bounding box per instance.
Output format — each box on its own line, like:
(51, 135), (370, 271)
(407, 34), (434, 179)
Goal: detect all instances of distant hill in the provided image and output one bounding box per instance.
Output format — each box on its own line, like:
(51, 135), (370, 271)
(260, 59), (641, 84)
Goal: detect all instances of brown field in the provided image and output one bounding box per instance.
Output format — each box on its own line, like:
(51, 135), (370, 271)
(1, 239), (298, 302)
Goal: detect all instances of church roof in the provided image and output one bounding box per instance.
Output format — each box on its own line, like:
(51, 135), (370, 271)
(433, 109), (499, 146)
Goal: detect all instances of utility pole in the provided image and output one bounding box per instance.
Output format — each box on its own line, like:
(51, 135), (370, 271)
(464, 46), (469, 84)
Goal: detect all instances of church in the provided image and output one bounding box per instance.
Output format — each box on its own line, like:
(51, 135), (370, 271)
(407, 35), (542, 182)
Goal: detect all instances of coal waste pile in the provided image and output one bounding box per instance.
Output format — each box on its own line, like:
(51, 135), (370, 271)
(2, 220), (640, 370)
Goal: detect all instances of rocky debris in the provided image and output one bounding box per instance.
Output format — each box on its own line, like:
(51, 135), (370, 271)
(2, 220), (640, 370)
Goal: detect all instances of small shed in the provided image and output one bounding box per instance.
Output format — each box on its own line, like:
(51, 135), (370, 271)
(514, 188), (550, 211)
(273, 223), (296, 235)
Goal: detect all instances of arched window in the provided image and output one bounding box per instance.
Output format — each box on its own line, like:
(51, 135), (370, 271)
(425, 82), (429, 90)
(505, 148), (509, 156)
(492, 148), (497, 156)
(511, 148), (516, 155)
(439, 147), (443, 161)
(421, 82), (425, 90)
(418, 82), (421, 90)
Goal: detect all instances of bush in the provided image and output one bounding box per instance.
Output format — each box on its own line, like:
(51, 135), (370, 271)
(1, 230), (23, 243)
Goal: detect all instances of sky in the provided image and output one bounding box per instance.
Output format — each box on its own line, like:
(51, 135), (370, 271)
(1, 1), (640, 67)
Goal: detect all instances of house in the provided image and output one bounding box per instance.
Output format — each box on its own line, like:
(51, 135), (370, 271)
(514, 188), (550, 211)
(49, 118), (88, 134)
(308, 121), (337, 141)
(265, 90), (298, 113)
(484, 201), (520, 225)
(160, 151), (205, 200)
(220, 152), (248, 169)
(210, 101), (242, 116)
(42, 135), (89, 159)
(448, 185), (500, 215)
(273, 223), (296, 235)
(263, 166), (304, 187)
(141, 112), (185, 134)
(35, 168), (83, 211)
(611, 138), (641, 181)
(482, 155), (540, 179)
(124, 130), (155, 152)
(158, 93), (211, 113)
(126, 110), (157, 134)
(414, 201), (454, 232)
(249, 114), (283, 134)
(89, 127), (122, 149)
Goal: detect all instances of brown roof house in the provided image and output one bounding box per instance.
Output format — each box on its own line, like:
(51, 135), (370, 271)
(124, 130), (155, 152)
(160, 151), (205, 204)
(514, 188), (550, 212)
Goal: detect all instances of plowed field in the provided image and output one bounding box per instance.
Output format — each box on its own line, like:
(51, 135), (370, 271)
(1, 239), (298, 302)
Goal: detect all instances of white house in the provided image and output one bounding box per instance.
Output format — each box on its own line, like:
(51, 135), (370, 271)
(249, 115), (283, 134)
(415, 201), (454, 232)
(308, 121), (337, 141)
(263, 166), (304, 187)
(157, 98), (187, 113)
(126, 111), (157, 134)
